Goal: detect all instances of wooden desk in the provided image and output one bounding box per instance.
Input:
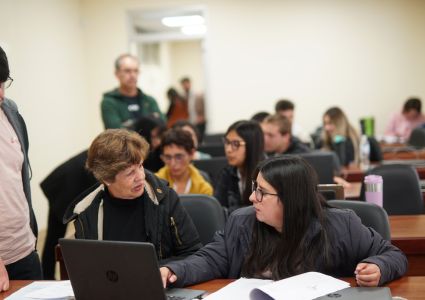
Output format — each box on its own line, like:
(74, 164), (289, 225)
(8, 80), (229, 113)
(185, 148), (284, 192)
(343, 164), (425, 182)
(390, 215), (425, 276)
(189, 277), (425, 300)
(3, 277), (425, 300)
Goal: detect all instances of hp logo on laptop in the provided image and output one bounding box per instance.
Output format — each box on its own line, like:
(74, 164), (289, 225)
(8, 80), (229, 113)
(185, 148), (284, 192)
(106, 270), (119, 282)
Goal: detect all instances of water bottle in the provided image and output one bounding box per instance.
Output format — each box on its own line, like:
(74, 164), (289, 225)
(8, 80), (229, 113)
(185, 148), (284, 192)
(359, 135), (370, 171)
(364, 175), (383, 207)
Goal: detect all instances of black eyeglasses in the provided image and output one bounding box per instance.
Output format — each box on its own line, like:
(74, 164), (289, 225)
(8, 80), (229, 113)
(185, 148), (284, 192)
(3, 77), (13, 89)
(251, 181), (279, 202)
(222, 137), (246, 151)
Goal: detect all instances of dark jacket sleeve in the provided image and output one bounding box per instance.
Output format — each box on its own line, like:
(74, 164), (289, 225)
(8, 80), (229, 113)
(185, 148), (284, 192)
(164, 208), (254, 287)
(347, 211), (408, 285)
(165, 189), (202, 260)
(213, 167), (241, 212)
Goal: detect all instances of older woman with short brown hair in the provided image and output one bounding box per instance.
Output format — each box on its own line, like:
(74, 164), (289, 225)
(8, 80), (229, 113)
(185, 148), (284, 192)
(64, 129), (202, 262)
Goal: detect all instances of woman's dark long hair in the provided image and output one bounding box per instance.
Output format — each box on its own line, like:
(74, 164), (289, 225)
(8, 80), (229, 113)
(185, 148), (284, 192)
(242, 156), (330, 280)
(226, 120), (265, 206)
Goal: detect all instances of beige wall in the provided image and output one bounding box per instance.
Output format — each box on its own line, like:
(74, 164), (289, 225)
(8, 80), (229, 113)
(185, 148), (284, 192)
(169, 40), (204, 93)
(2, 0), (425, 230)
(1, 0), (91, 230)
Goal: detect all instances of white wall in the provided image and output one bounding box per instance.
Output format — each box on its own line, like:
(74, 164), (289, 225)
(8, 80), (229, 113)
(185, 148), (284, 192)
(1, 0), (92, 230)
(2, 0), (425, 230)
(169, 40), (204, 93)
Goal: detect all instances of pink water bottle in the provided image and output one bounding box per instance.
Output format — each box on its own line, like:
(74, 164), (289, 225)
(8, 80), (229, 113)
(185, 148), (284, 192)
(364, 175), (383, 207)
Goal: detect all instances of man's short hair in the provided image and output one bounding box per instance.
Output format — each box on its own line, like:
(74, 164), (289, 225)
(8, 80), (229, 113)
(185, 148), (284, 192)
(263, 114), (292, 135)
(275, 99), (294, 112)
(114, 54), (139, 71)
(403, 98), (422, 114)
(0, 46), (10, 82)
(161, 128), (195, 153)
(180, 77), (191, 84)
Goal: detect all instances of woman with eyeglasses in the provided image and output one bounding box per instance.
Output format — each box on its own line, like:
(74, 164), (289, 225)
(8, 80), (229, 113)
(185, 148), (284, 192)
(64, 129), (201, 263)
(156, 128), (213, 195)
(214, 120), (265, 212)
(160, 156), (407, 288)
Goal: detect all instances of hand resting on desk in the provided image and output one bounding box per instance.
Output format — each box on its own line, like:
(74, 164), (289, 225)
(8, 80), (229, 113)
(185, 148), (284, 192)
(355, 263), (381, 287)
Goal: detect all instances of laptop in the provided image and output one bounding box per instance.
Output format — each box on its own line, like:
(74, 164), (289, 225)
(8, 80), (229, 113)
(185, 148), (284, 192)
(59, 239), (205, 300)
(315, 287), (392, 299)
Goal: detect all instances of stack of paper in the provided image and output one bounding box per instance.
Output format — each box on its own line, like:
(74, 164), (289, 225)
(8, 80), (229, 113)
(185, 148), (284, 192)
(5, 281), (74, 300)
(205, 272), (350, 300)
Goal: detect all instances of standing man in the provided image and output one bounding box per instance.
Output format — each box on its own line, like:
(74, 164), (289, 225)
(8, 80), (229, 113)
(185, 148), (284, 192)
(0, 46), (42, 292)
(101, 54), (164, 129)
(180, 77), (206, 139)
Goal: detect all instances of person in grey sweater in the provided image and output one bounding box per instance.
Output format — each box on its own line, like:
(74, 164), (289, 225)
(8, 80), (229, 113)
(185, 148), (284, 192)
(161, 156), (407, 288)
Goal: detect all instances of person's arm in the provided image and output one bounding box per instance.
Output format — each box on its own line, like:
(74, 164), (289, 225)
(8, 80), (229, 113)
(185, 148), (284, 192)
(0, 258), (9, 292)
(385, 113), (398, 137)
(163, 225), (230, 287)
(348, 211), (408, 286)
(101, 98), (123, 129)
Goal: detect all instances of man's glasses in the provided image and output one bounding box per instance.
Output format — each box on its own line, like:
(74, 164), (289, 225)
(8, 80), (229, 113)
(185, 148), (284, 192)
(161, 153), (187, 164)
(222, 137), (246, 151)
(252, 181), (279, 202)
(2, 76), (13, 89)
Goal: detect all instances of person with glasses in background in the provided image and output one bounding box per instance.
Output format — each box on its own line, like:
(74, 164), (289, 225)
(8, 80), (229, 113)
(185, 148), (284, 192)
(0, 46), (42, 292)
(213, 120), (265, 213)
(156, 128), (213, 195)
(160, 156), (407, 288)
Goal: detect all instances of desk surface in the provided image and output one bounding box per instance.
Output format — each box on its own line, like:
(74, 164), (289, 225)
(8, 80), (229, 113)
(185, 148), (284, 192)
(2, 277), (425, 300)
(390, 214), (425, 239)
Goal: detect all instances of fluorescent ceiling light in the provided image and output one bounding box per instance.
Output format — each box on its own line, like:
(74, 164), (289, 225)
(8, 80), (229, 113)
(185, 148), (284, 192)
(181, 25), (207, 36)
(162, 15), (204, 27)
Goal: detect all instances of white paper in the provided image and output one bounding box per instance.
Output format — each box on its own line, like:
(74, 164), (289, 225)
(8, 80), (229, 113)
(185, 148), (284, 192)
(5, 281), (74, 300)
(204, 272), (350, 300)
(252, 272), (350, 300)
(204, 278), (272, 300)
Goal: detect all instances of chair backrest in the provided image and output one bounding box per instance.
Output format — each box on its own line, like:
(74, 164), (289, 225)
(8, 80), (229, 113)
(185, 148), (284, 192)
(193, 157), (229, 186)
(318, 184), (344, 200)
(297, 152), (335, 184)
(198, 143), (225, 157)
(328, 200), (391, 240)
(361, 164), (424, 215)
(179, 194), (227, 245)
(408, 127), (425, 148)
(202, 133), (224, 145)
(368, 137), (383, 162)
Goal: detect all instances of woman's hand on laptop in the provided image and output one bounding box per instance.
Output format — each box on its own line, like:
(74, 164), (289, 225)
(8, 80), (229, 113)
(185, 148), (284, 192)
(354, 263), (381, 287)
(160, 267), (178, 288)
(0, 258), (10, 292)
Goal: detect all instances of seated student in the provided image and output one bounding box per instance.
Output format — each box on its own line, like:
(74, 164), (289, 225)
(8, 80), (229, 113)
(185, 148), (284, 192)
(156, 128), (213, 195)
(63, 129), (201, 263)
(214, 120), (264, 212)
(385, 97), (425, 141)
(160, 156), (407, 288)
(275, 99), (308, 142)
(261, 114), (310, 156)
(172, 120), (211, 160)
(322, 107), (360, 167)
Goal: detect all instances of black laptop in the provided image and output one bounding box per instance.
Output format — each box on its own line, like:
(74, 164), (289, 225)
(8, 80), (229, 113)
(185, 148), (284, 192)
(315, 287), (392, 300)
(59, 239), (204, 300)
